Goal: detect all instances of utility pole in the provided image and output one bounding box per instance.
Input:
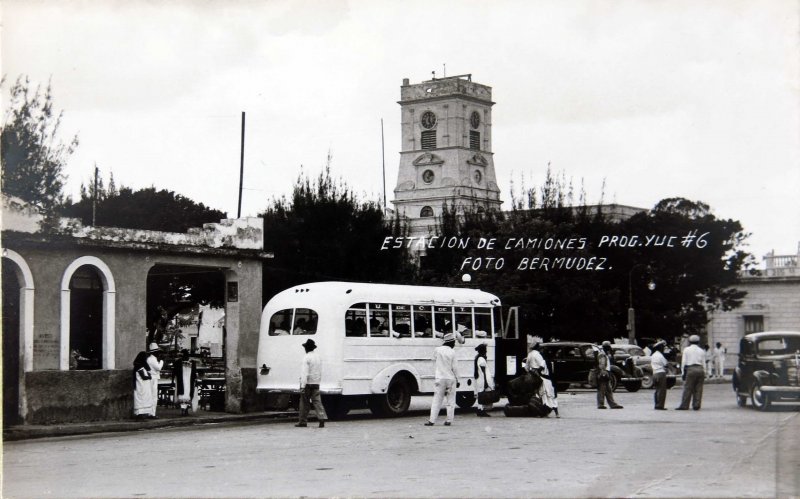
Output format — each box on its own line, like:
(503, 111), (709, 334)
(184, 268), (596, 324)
(92, 164), (98, 226)
(381, 118), (386, 214)
(237, 112), (245, 218)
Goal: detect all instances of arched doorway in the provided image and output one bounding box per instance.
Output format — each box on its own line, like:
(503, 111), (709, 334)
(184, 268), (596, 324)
(2, 259), (22, 426)
(68, 265), (104, 370)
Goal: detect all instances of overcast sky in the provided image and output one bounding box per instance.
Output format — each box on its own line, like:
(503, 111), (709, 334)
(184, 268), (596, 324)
(3, 0), (798, 261)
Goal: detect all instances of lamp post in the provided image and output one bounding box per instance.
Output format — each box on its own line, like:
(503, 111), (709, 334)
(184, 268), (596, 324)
(627, 264), (655, 345)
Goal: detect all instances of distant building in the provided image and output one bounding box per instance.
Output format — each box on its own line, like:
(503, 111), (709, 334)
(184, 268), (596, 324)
(706, 243), (800, 372)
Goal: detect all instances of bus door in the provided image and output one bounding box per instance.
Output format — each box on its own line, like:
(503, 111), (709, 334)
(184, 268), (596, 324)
(494, 306), (527, 393)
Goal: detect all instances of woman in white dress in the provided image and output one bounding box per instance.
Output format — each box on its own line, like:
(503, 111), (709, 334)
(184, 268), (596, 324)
(473, 343), (495, 417)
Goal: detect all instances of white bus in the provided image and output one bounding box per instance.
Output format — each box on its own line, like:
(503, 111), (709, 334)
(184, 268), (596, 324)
(256, 281), (503, 417)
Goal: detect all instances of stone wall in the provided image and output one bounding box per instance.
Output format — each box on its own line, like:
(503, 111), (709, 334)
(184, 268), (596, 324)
(25, 370), (132, 424)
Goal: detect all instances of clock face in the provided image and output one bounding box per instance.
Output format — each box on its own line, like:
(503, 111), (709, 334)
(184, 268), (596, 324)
(422, 169), (435, 183)
(470, 111), (480, 129)
(473, 170), (482, 183)
(421, 111), (437, 130)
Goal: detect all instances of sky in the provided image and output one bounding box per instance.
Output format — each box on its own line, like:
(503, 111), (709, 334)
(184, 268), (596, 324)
(3, 0), (799, 262)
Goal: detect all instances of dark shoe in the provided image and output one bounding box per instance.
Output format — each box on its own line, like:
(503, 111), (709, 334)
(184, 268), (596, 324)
(319, 421), (325, 428)
(675, 407), (688, 410)
(444, 421), (452, 426)
(424, 421), (434, 426)
(477, 410), (491, 417)
(692, 407), (701, 411)
(597, 406), (607, 409)
(295, 422), (307, 427)
(611, 405), (624, 409)
(148, 415), (159, 419)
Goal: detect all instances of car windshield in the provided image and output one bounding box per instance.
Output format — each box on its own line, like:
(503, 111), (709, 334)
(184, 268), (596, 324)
(756, 336), (800, 355)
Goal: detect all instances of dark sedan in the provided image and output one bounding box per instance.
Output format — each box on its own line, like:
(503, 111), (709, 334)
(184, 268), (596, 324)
(539, 342), (644, 393)
(733, 331), (800, 411)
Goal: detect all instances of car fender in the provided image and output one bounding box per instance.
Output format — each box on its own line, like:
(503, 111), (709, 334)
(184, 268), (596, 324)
(752, 370), (774, 387)
(370, 363), (421, 394)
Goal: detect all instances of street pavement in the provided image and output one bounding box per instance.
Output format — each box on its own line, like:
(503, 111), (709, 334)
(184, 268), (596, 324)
(2, 383), (798, 498)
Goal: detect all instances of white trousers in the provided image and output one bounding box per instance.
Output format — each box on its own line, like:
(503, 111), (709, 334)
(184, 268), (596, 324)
(429, 379), (457, 423)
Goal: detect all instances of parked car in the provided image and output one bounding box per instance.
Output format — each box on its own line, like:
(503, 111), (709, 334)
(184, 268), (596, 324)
(733, 331), (800, 411)
(538, 342), (644, 393)
(611, 344), (677, 390)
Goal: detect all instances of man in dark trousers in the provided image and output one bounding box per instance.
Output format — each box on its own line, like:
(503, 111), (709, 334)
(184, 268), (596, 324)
(596, 341), (623, 409)
(296, 339), (328, 428)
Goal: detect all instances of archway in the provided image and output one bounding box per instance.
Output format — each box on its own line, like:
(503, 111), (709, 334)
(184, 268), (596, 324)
(2, 250), (34, 426)
(60, 256), (116, 370)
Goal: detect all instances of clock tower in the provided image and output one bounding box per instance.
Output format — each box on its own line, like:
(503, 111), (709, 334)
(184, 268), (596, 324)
(392, 74), (502, 236)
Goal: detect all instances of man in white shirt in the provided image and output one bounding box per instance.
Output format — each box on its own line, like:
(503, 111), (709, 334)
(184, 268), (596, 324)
(713, 342), (727, 379)
(296, 339), (328, 427)
(525, 343), (559, 417)
(650, 341), (670, 410)
(425, 333), (460, 426)
(677, 334), (705, 410)
(146, 343), (163, 419)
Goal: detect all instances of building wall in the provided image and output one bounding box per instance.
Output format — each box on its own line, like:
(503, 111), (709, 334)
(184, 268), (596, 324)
(3, 240), (263, 423)
(707, 276), (800, 370)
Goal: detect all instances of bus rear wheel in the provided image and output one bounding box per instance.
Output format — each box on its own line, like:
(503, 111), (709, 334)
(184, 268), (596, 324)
(456, 392), (476, 409)
(369, 376), (411, 417)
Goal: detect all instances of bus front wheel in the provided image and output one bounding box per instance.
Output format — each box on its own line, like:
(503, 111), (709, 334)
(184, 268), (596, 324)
(369, 376), (411, 417)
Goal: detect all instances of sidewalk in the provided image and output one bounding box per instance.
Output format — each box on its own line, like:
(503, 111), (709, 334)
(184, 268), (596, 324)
(3, 407), (298, 442)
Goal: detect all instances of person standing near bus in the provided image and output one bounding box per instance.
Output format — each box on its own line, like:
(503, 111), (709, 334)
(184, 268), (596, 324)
(425, 333), (460, 426)
(473, 342), (494, 417)
(146, 343), (163, 419)
(296, 339), (328, 428)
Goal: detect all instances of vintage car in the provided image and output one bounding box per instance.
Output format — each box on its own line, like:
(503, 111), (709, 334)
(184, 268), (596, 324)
(539, 342), (644, 393)
(611, 344), (678, 390)
(733, 331), (800, 411)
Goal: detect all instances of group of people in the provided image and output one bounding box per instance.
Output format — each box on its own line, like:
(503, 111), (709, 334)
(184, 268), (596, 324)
(132, 343), (200, 419)
(703, 342), (727, 379)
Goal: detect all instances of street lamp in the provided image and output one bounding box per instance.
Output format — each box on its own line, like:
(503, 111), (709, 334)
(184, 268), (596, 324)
(627, 264), (655, 345)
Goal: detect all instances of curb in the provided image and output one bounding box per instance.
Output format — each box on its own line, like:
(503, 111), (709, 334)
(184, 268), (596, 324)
(3, 411), (297, 441)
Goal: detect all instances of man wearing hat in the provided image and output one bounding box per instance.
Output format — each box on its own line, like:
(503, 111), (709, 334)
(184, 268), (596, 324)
(425, 332), (460, 426)
(650, 341), (670, 410)
(296, 339), (327, 428)
(676, 334), (706, 410)
(596, 341), (623, 409)
(146, 343), (163, 419)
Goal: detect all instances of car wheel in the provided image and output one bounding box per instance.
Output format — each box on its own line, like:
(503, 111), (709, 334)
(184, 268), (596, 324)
(641, 373), (654, 390)
(368, 376), (411, 417)
(624, 380), (642, 392)
(608, 373), (619, 392)
(456, 392), (476, 409)
(750, 384), (771, 411)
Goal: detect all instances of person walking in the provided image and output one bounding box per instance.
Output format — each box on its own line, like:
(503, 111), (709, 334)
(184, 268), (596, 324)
(596, 341), (623, 409)
(651, 341), (669, 410)
(676, 334), (705, 410)
(713, 342), (727, 379)
(145, 343), (163, 419)
(703, 344), (713, 378)
(425, 332), (460, 426)
(132, 351), (152, 420)
(296, 339), (327, 428)
(473, 343), (494, 417)
(525, 343), (559, 417)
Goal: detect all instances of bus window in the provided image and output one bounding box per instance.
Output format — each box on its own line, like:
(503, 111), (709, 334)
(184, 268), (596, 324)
(369, 303), (390, 337)
(345, 303), (367, 337)
(391, 304), (411, 337)
(433, 306), (454, 338)
(412, 305), (433, 337)
(454, 306), (473, 339)
(293, 308), (318, 335)
(474, 307), (492, 338)
(269, 309), (293, 336)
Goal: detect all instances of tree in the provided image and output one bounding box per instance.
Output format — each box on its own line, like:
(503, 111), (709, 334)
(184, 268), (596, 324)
(260, 161), (413, 302)
(1, 76), (78, 228)
(61, 185), (227, 233)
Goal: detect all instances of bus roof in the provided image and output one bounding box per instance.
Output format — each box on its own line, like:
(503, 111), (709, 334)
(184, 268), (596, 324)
(265, 281), (502, 310)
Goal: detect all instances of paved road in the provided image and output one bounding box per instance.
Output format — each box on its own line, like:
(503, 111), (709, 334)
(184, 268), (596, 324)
(3, 384), (798, 498)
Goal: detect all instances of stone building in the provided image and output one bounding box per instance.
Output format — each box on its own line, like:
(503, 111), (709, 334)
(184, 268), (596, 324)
(1, 195), (270, 425)
(706, 244), (800, 371)
(392, 74), (503, 237)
